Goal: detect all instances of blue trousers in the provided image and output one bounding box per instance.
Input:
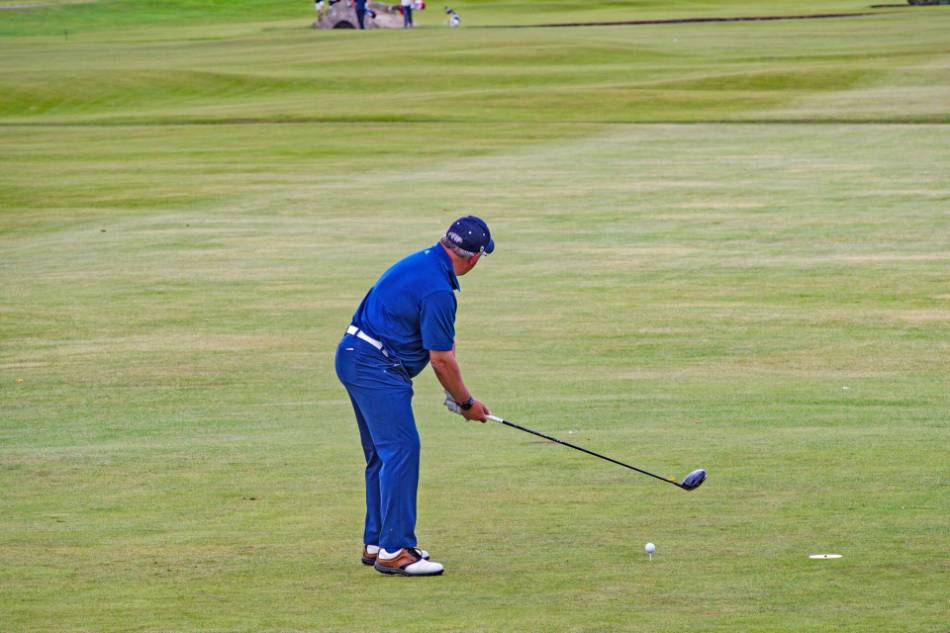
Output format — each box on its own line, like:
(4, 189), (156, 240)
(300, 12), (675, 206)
(335, 334), (419, 551)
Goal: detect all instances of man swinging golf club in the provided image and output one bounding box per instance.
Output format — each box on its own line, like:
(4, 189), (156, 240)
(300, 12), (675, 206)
(335, 216), (494, 576)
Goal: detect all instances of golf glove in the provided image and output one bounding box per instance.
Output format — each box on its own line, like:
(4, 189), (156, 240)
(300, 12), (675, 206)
(443, 390), (462, 415)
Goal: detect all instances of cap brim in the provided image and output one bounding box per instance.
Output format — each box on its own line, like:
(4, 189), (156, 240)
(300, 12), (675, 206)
(484, 239), (494, 255)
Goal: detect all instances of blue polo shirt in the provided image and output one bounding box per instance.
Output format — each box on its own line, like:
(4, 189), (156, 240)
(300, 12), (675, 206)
(351, 244), (459, 378)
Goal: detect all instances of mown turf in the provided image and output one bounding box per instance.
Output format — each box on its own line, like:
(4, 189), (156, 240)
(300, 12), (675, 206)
(1, 2), (949, 632)
(0, 0), (914, 36)
(2, 9), (949, 125)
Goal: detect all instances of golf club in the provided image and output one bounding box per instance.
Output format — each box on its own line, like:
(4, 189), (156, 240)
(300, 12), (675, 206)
(486, 415), (707, 492)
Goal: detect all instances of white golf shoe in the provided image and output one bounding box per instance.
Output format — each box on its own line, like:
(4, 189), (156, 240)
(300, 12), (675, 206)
(361, 544), (428, 566)
(373, 547), (444, 576)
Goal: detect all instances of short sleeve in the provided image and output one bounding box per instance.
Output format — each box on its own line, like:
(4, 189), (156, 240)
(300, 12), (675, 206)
(420, 291), (457, 352)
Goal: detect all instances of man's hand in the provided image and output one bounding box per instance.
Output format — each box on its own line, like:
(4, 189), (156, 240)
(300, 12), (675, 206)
(443, 390), (490, 422)
(462, 399), (491, 423)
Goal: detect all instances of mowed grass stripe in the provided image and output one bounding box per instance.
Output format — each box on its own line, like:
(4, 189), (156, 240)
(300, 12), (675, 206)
(2, 13), (949, 124)
(0, 0), (909, 36)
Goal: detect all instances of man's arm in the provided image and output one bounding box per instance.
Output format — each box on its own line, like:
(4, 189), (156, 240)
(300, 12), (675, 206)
(430, 349), (490, 422)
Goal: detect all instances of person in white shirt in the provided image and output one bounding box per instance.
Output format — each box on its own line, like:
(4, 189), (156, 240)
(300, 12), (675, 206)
(401, 0), (414, 28)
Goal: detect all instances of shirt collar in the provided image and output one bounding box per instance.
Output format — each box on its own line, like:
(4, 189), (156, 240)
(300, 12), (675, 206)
(433, 243), (460, 291)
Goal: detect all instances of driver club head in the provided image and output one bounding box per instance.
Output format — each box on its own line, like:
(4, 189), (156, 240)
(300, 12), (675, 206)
(680, 468), (707, 491)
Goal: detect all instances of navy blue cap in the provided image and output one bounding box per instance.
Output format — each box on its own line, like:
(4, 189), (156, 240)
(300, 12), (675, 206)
(445, 215), (494, 256)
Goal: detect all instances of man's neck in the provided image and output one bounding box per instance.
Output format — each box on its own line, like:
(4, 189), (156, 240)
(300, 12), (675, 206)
(439, 242), (464, 276)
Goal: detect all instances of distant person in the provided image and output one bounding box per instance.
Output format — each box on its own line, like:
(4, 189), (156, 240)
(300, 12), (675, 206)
(445, 5), (460, 27)
(401, 0), (413, 28)
(445, 7), (462, 27)
(355, 0), (368, 29)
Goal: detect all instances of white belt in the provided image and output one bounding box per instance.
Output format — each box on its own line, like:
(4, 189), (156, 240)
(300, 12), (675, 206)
(346, 325), (388, 357)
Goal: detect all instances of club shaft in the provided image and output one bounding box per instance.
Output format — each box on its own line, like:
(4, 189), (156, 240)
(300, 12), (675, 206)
(487, 416), (682, 489)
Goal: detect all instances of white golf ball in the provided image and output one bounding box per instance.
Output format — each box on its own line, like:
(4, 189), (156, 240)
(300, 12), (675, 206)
(645, 542), (656, 554)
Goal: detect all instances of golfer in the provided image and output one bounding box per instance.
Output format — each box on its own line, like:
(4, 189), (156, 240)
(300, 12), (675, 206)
(335, 216), (494, 576)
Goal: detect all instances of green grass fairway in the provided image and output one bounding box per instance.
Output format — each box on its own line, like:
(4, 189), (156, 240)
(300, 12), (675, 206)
(2, 2), (949, 632)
